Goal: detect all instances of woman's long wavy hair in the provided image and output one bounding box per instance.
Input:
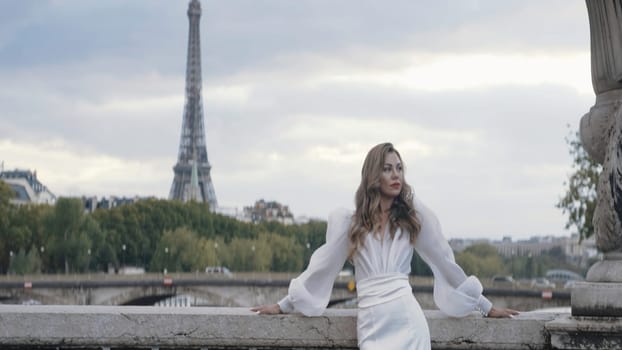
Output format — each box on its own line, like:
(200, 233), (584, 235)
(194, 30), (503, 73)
(348, 143), (421, 258)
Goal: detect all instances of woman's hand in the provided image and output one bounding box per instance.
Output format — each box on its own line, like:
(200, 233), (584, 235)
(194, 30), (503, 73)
(487, 306), (520, 318)
(251, 303), (282, 315)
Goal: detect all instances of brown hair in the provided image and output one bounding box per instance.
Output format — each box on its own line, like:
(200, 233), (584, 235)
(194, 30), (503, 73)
(348, 142), (421, 258)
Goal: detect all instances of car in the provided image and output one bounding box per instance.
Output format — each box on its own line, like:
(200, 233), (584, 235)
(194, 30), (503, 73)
(491, 275), (518, 287)
(545, 269), (584, 284)
(205, 266), (233, 277)
(563, 280), (578, 289)
(531, 277), (556, 289)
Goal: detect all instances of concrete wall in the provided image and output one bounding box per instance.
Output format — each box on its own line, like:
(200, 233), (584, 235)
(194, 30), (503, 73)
(0, 305), (565, 349)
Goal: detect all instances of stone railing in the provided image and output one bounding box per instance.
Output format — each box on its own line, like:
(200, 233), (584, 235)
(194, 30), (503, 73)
(3, 305), (614, 349)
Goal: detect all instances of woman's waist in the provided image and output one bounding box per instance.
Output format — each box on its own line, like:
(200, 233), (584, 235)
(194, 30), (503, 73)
(356, 273), (412, 308)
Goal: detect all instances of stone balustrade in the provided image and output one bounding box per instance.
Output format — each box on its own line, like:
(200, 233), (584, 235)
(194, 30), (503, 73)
(2, 305), (610, 349)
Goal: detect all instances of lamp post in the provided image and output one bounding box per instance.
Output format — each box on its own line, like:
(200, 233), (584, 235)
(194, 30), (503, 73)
(86, 248), (91, 276)
(39, 246), (45, 274)
(214, 242), (219, 267)
(511, 249), (515, 278)
(164, 247), (169, 275)
(121, 244), (126, 272)
(251, 245), (256, 277)
(8, 250), (13, 276)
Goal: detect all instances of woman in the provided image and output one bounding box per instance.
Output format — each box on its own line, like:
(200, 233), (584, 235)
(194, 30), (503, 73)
(252, 142), (518, 349)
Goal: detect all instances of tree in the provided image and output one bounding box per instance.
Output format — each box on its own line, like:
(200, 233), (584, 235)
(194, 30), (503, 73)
(0, 180), (14, 208)
(455, 243), (505, 278)
(0, 195), (338, 274)
(0, 181), (15, 272)
(45, 197), (91, 273)
(8, 246), (41, 275)
(266, 232), (304, 272)
(410, 251), (432, 276)
(151, 227), (210, 273)
(556, 128), (602, 241)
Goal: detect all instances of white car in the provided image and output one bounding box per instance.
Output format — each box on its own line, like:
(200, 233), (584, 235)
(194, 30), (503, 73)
(205, 266), (233, 277)
(531, 278), (556, 289)
(563, 280), (578, 289)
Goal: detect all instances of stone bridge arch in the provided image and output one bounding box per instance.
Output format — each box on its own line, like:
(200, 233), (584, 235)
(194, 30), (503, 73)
(0, 283), (355, 307)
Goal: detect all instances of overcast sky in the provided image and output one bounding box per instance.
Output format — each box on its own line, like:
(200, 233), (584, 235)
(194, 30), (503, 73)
(0, 1), (595, 240)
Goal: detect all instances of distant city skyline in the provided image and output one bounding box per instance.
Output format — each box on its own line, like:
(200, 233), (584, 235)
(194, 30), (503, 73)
(0, 1), (594, 240)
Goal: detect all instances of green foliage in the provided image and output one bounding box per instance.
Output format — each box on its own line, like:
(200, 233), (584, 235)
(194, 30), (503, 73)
(410, 251), (432, 276)
(220, 236), (272, 272)
(1, 192), (592, 278)
(504, 248), (581, 279)
(0, 180), (14, 207)
(150, 227), (211, 272)
(0, 186), (54, 274)
(0, 196), (332, 274)
(44, 198), (91, 273)
(455, 244), (506, 278)
(80, 216), (112, 272)
(456, 243), (580, 280)
(0, 181), (15, 269)
(7, 246), (42, 275)
(265, 232), (304, 272)
(556, 128), (601, 241)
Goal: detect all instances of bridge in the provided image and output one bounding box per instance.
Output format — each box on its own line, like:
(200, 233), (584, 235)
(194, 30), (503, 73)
(2, 275), (619, 349)
(0, 273), (570, 311)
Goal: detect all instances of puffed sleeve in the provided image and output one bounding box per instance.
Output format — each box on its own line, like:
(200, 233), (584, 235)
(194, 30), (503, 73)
(413, 197), (493, 317)
(277, 208), (352, 316)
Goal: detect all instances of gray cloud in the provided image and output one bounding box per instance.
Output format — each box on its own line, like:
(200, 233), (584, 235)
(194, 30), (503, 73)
(0, 1), (589, 74)
(0, 0), (594, 238)
(201, 0), (589, 78)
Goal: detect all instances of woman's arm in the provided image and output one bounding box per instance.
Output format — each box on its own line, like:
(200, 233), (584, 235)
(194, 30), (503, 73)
(487, 306), (520, 318)
(413, 197), (519, 318)
(251, 208), (352, 316)
(251, 303), (281, 314)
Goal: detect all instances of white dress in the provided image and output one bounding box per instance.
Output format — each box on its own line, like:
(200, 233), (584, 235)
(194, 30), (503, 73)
(278, 197), (493, 350)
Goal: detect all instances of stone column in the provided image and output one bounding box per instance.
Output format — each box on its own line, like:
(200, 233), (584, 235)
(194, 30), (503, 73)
(547, 4), (622, 347)
(573, 0), (622, 316)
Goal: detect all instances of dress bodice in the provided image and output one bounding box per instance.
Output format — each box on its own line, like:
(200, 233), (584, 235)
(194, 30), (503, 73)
(353, 227), (413, 281)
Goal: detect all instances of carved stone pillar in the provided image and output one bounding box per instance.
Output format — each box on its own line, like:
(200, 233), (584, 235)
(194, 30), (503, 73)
(539, 3), (622, 348)
(574, 0), (622, 317)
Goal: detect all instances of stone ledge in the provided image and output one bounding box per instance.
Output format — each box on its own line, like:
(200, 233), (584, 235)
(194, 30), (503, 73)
(0, 305), (562, 349)
(571, 281), (622, 316)
(546, 314), (622, 350)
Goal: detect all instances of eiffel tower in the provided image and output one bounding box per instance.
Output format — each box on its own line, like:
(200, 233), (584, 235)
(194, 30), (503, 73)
(169, 0), (217, 209)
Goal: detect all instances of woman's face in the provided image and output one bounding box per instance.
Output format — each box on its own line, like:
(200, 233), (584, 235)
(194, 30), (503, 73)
(379, 151), (403, 200)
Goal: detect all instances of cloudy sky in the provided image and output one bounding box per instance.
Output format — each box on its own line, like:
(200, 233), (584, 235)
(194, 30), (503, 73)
(0, 1), (595, 240)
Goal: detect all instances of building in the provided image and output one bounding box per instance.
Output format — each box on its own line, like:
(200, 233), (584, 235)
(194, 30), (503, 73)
(82, 195), (153, 213)
(492, 234), (597, 265)
(448, 238), (491, 252)
(242, 199), (295, 225)
(0, 168), (56, 205)
(449, 234), (599, 269)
